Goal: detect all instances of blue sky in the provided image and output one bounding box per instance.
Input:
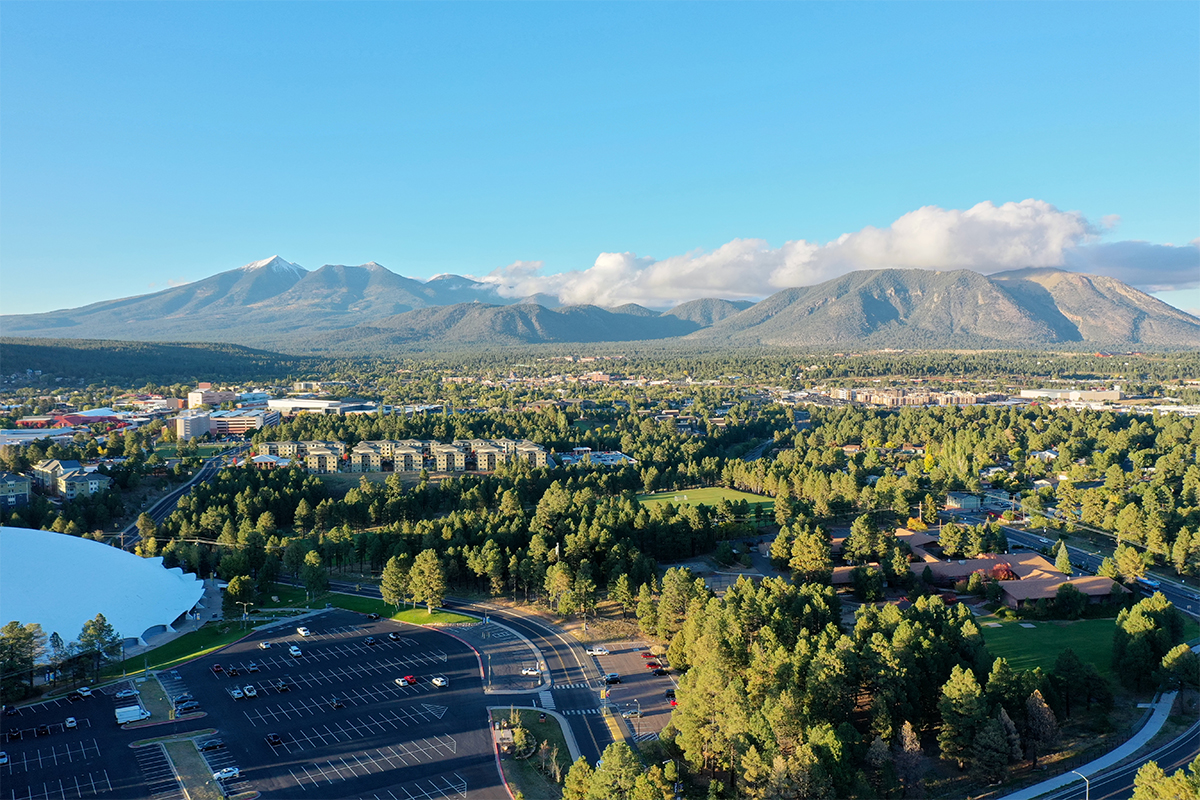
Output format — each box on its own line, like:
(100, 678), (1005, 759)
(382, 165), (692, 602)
(2, 1), (1197, 315)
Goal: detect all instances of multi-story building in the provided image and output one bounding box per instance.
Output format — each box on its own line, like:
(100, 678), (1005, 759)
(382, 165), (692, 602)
(57, 469), (111, 500)
(31, 459), (82, 494)
(304, 446), (340, 474)
(187, 389), (238, 409)
(0, 472), (31, 508)
(208, 408), (280, 436)
(515, 441), (548, 467)
(174, 412), (212, 441)
(432, 444), (468, 472)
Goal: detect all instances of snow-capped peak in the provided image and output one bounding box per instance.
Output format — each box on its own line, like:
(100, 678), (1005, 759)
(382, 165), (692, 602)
(242, 255), (307, 276)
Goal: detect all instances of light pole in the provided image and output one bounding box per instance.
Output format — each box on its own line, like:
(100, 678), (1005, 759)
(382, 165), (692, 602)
(236, 601), (254, 629)
(1070, 770), (1090, 800)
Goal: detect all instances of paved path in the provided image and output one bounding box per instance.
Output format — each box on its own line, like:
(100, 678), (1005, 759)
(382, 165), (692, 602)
(998, 691), (1179, 800)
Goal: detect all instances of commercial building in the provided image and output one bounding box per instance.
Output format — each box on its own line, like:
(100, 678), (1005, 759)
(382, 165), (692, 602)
(174, 412), (212, 441)
(187, 389), (237, 409)
(1019, 387), (1123, 403)
(267, 397), (377, 416)
(208, 408), (280, 436)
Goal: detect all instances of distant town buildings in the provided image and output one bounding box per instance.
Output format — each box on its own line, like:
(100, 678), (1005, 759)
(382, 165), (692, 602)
(1019, 387), (1123, 402)
(174, 408), (281, 441)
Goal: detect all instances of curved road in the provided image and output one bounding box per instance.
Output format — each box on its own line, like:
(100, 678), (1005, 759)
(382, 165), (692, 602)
(1038, 719), (1199, 800)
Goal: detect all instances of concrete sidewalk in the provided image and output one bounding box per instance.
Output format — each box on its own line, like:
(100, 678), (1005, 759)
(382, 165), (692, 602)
(998, 690), (1179, 800)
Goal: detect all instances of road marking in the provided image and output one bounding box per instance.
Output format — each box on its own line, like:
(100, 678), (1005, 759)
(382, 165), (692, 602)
(538, 690), (556, 709)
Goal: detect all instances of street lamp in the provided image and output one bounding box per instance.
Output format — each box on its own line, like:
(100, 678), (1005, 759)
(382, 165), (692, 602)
(236, 601), (254, 629)
(1070, 770), (1090, 800)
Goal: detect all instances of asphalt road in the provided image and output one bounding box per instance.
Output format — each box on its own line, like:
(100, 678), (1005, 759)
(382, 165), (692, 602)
(1037, 719), (1200, 800)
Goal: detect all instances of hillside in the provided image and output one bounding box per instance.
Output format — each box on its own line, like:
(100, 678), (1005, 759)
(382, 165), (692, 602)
(3, 258), (1197, 351)
(688, 269), (1200, 348)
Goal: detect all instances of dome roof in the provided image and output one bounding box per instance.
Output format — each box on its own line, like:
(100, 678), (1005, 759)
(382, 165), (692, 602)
(0, 527), (204, 643)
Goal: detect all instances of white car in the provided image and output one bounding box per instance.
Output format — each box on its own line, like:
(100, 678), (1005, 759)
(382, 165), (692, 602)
(64, 717), (77, 729)
(115, 689), (140, 699)
(229, 687), (244, 700)
(520, 667), (540, 676)
(289, 646), (302, 658)
(296, 627), (311, 637)
(213, 766), (240, 781)
(585, 647), (609, 656)
(431, 676), (448, 688)
(242, 685), (257, 698)
(76, 687), (92, 697)
(258, 641), (272, 650)
(0, 752), (7, 766)
(395, 677), (411, 687)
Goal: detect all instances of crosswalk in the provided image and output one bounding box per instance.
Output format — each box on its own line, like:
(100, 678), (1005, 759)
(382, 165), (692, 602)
(634, 731), (660, 742)
(552, 683), (594, 690)
(561, 708), (602, 715)
(538, 690), (555, 710)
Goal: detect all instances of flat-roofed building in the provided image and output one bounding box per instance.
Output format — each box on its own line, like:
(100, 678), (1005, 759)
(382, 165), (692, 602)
(175, 412), (213, 441)
(187, 389), (237, 409)
(208, 408), (280, 436)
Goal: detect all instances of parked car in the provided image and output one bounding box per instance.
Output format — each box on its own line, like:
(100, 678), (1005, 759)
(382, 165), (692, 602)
(289, 646), (302, 657)
(212, 665), (224, 674)
(274, 680), (290, 692)
(664, 689), (677, 706)
(639, 653), (655, 659)
(604, 673), (621, 685)
(395, 676), (416, 687)
(431, 676), (448, 688)
(258, 641), (272, 650)
(172, 693), (194, 706)
(364, 636), (377, 646)
(229, 687), (245, 700)
(35, 724), (50, 736)
(66, 692), (85, 702)
(0, 752), (8, 766)
(247, 663), (260, 673)
(265, 733), (283, 746)
(651, 668), (669, 676)
(520, 667), (540, 676)
(6, 730), (20, 741)
(227, 667), (240, 677)
(585, 646), (609, 656)
(366, 613), (380, 620)
(114, 689), (139, 699)
(387, 631), (403, 641)
(243, 685), (257, 698)
(198, 739), (224, 751)
(296, 627), (311, 637)
(212, 767), (240, 781)
(76, 687), (92, 697)
(64, 717), (77, 729)
(645, 662), (661, 669)
(330, 697), (345, 709)
(176, 701), (201, 714)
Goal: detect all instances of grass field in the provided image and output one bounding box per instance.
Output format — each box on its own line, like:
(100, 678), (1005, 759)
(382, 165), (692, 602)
(981, 618), (1118, 678)
(105, 623), (252, 679)
(259, 585), (475, 624)
(491, 707), (572, 800)
(636, 487), (774, 513)
(317, 471), (422, 497)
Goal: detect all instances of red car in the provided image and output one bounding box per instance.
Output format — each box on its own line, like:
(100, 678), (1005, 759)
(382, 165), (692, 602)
(640, 653), (654, 659)
(645, 662), (660, 669)
(212, 664), (224, 673)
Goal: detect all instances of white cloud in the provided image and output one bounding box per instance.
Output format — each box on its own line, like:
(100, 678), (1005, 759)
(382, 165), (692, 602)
(473, 200), (1198, 308)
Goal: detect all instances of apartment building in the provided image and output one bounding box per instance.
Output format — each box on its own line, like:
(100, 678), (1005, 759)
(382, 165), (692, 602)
(58, 470), (112, 500)
(432, 443), (468, 472)
(0, 472), (31, 508)
(31, 459), (82, 494)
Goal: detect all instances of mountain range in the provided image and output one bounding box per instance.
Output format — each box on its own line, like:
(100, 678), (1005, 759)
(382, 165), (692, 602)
(2, 256), (1197, 351)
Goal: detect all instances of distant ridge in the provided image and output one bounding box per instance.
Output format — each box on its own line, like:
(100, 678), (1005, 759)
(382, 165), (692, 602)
(2, 257), (1196, 351)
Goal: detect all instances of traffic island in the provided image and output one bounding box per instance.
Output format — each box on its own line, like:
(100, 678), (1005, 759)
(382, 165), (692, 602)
(490, 707), (576, 800)
(163, 740), (226, 800)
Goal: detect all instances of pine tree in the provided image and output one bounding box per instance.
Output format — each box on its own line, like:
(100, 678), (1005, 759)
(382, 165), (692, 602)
(1055, 543), (1073, 576)
(938, 665), (987, 769)
(635, 582), (657, 637)
(1024, 690), (1060, 767)
(789, 526), (833, 583)
(893, 720), (926, 798)
(408, 549), (446, 613)
(380, 555), (408, 610)
(610, 574), (635, 618)
(996, 707), (1023, 763)
(562, 757), (595, 800)
(971, 718), (1010, 784)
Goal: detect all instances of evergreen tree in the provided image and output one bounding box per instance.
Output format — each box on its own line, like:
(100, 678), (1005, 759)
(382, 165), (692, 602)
(610, 574), (635, 618)
(997, 707), (1023, 764)
(635, 582), (657, 636)
(1131, 755), (1200, 800)
(790, 526), (833, 584)
(970, 718), (1010, 784)
(1054, 543), (1073, 576)
(893, 721), (926, 798)
(408, 549), (447, 613)
(937, 665), (987, 769)
(562, 757), (595, 800)
(380, 555), (409, 610)
(1024, 690), (1060, 767)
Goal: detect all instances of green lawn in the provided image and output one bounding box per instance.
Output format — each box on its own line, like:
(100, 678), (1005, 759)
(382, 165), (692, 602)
(163, 741), (224, 800)
(492, 707), (573, 800)
(105, 623), (254, 678)
(981, 618), (1118, 678)
(259, 585), (475, 625)
(637, 487), (774, 514)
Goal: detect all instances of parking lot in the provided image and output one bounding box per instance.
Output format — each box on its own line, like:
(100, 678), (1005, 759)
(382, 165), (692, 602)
(173, 609), (501, 799)
(0, 686), (146, 799)
(585, 641), (677, 742)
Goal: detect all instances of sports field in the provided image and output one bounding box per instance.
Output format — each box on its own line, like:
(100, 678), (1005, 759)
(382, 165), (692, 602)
(637, 487), (774, 513)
